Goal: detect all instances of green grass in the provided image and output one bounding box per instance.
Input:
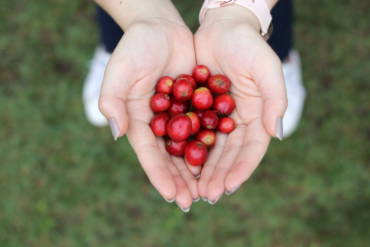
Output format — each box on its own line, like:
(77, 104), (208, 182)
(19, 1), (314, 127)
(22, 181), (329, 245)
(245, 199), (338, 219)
(1, 0), (370, 246)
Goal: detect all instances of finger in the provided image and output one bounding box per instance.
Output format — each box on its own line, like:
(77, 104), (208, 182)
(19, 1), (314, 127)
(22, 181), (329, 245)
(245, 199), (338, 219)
(224, 118), (270, 194)
(197, 133), (228, 200)
(159, 142), (199, 203)
(127, 119), (176, 202)
(157, 139), (194, 211)
(251, 49), (288, 140)
(172, 171), (193, 212)
(206, 124), (246, 203)
(99, 54), (134, 140)
(185, 162), (202, 177)
(165, 159), (193, 211)
(185, 50), (224, 180)
(173, 156), (200, 200)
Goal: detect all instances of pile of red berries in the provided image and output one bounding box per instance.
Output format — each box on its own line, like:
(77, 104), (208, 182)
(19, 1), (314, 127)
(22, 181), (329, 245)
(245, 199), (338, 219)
(150, 65), (236, 166)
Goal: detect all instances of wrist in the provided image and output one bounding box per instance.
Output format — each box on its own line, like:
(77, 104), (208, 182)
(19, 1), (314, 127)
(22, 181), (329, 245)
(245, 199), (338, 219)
(95, 0), (185, 30)
(201, 5), (260, 32)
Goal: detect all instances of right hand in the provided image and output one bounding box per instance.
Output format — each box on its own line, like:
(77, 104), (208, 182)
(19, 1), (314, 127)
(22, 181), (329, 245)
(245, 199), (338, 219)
(98, 18), (198, 211)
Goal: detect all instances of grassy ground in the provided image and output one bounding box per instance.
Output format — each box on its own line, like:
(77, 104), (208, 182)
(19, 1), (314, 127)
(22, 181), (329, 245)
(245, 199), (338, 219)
(1, 0), (370, 246)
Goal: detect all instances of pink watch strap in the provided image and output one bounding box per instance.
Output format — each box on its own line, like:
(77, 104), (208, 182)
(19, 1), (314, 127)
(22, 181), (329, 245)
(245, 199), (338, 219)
(199, 0), (272, 36)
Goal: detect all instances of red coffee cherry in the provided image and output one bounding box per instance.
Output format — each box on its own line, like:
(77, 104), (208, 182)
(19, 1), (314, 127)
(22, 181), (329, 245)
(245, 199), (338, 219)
(196, 130), (216, 147)
(192, 65), (210, 83)
(200, 110), (219, 130)
(150, 93), (171, 112)
(213, 94), (235, 115)
(218, 117), (236, 134)
(166, 139), (187, 156)
(186, 112), (201, 135)
(173, 78), (194, 102)
(150, 113), (169, 137)
(166, 114), (192, 142)
(176, 74), (196, 88)
(192, 87), (213, 110)
(156, 76), (174, 94)
(208, 74), (231, 94)
(185, 141), (208, 166)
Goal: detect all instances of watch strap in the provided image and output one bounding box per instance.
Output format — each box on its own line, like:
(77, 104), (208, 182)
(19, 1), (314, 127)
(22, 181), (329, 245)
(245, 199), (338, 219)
(199, 0), (272, 38)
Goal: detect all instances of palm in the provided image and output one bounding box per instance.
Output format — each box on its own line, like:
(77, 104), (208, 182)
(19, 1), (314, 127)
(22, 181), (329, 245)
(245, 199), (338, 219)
(100, 20), (198, 209)
(194, 21), (281, 202)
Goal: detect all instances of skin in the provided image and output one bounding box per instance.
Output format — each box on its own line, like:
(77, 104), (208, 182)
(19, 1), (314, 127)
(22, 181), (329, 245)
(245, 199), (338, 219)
(95, 0), (287, 209)
(195, 5), (287, 203)
(95, 0), (199, 211)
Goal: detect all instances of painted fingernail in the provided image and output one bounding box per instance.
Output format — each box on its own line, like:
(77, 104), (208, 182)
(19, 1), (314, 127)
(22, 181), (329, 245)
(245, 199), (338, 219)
(193, 197), (200, 202)
(164, 198), (175, 203)
(108, 118), (120, 141)
(201, 197), (208, 202)
(276, 117), (284, 141)
(176, 203), (191, 213)
(208, 197), (220, 205)
(180, 207), (191, 213)
(225, 185), (240, 196)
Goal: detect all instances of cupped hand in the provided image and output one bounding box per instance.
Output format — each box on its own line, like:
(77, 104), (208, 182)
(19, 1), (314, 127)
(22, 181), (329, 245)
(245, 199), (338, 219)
(98, 19), (198, 211)
(194, 6), (287, 203)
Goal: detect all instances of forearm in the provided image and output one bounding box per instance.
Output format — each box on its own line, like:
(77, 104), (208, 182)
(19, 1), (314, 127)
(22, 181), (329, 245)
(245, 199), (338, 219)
(94, 0), (184, 30)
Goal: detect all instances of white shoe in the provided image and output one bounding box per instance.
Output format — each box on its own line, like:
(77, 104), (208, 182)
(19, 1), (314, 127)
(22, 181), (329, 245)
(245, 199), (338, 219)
(83, 46), (111, 127)
(282, 50), (306, 138)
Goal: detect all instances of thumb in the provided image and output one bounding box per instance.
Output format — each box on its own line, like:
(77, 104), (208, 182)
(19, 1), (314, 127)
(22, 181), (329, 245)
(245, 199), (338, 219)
(99, 62), (131, 140)
(253, 52), (288, 140)
(99, 95), (129, 141)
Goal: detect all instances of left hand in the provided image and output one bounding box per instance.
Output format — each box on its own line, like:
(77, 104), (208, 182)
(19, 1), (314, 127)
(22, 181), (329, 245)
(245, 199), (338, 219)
(194, 5), (288, 203)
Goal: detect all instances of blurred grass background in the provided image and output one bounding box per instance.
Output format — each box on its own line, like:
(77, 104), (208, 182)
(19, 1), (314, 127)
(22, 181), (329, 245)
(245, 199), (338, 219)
(1, 0), (370, 246)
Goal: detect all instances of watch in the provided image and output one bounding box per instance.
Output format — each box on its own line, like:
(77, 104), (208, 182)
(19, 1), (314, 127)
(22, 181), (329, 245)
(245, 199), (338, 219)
(199, 0), (273, 39)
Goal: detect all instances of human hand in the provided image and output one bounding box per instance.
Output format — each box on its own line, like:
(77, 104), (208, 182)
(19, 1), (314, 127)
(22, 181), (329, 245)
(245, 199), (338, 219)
(194, 5), (287, 203)
(98, 18), (198, 211)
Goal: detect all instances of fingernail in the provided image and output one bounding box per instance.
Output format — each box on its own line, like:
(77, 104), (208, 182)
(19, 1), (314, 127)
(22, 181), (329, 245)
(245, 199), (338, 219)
(108, 118), (120, 141)
(195, 174), (201, 179)
(201, 197), (208, 202)
(177, 203), (191, 213)
(276, 117), (284, 141)
(180, 207), (191, 213)
(164, 198), (175, 203)
(193, 197), (200, 202)
(225, 185), (240, 196)
(208, 197), (220, 205)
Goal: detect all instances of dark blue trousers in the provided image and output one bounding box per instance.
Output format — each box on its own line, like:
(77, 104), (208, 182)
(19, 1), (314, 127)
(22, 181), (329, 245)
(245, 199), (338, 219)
(96, 0), (293, 61)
